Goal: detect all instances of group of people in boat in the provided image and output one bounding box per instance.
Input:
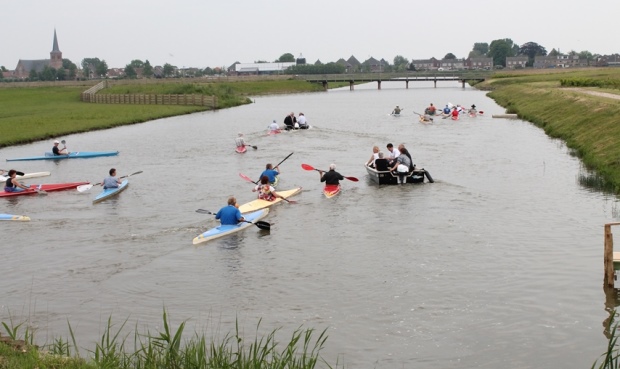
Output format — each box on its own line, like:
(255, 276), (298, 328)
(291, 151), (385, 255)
(420, 103), (480, 121)
(270, 112), (309, 131)
(365, 143), (415, 184)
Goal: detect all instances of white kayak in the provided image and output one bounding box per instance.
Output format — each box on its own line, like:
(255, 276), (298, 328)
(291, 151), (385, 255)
(0, 171), (51, 182)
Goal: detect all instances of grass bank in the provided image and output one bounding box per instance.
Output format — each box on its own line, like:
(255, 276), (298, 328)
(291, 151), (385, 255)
(0, 79), (328, 148)
(0, 310), (337, 369)
(479, 68), (620, 192)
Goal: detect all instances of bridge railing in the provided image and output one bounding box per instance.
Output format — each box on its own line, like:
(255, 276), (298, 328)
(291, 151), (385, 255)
(298, 71), (490, 81)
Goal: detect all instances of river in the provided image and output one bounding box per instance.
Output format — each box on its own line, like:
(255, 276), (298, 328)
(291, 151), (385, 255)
(1, 81), (618, 368)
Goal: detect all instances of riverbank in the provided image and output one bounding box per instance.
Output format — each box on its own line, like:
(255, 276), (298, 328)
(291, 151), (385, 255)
(477, 68), (620, 192)
(0, 78), (328, 148)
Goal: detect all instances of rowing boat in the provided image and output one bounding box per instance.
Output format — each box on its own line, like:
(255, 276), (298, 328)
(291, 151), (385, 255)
(235, 146), (247, 154)
(93, 179), (129, 204)
(0, 171), (51, 182)
(0, 213), (30, 221)
(0, 181), (89, 197)
(6, 151), (119, 162)
(192, 208), (269, 245)
(238, 187), (301, 214)
(323, 184), (340, 198)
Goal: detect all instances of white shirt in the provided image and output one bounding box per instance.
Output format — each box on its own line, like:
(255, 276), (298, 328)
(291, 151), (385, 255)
(297, 115), (307, 125)
(388, 148), (401, 159)
(235, 137), (245, 147)
(269, 122), (279, 131)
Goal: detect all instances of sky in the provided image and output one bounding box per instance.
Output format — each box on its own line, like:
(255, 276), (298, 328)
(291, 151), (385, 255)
(2, 0), (618, 70)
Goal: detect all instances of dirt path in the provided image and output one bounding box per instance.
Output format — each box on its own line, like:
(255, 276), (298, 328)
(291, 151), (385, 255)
(564, 87), (620, 100)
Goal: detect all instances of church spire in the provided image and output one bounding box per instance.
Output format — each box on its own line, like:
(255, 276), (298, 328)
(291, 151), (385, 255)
(52, 28), (60, 52)
(49, 28), (62, 69)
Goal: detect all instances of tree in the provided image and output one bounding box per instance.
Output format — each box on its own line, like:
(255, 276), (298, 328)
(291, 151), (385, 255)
(143, 60), (153, 78)
(579, 50), (593, 66)
(163, 63), (174, 77)
(29, 69), (38, 80)
(393, 55), (409, 71)
(444, 53), (456, 60)
(124, 64), (137, 79)
(56, 68), (67, 81)
(129, 59), (144, 68)
(1, 66), (7, 72)
(518, 42), (547, 67)
(95, 60), (108, 77)
(62, 59), (77, 80)
(487, 38), (516, 67)
(473, 42), (489, 55)
(276, 53), (295, 62)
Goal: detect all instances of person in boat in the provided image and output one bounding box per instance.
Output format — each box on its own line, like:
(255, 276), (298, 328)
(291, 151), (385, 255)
(398, 144), (415, 171)
(392, 106), (402, 115)
(215, 196), (245, 225)
(389, 148), (413, 184)
(386, 143), (401, 167)
(451, 106), (459, 120)
(283, 112), (296, 130)
(52, 140), (68, 155)
(269, 120), (280, 132)
(366, 146), (380, 168)
(374, 152), (390, 171)
(468, 104), (477, 115)
(3, 169), (30, 193)
(424, 103), (436, 116)
(297, 112), (309, 129)
(235, 133), (249, 148)
(252, 175), (284, 201)
(421, 114), (433, 123)
(443, 105), (451, 115)
(259, 163), (280, 185)
(102, 168), (122, 189)
(319, 164), (344, 186)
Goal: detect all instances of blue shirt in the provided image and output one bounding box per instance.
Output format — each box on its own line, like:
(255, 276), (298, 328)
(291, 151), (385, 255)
(260, 169), (279, 183)
(215, 205), (242, 225)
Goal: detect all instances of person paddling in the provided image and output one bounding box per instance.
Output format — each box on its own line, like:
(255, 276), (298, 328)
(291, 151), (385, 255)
(235, 133), (251, 148)
(252, 175), (284, 201)
(4, 169), (30, 193)
(259, 163), (280, 185)
(319, 164), (344, 186)
(52, 140), (68, 155)
(102, 168), (122, 189)
(392, 106), (402, 115)
(215, 196), (245, 225)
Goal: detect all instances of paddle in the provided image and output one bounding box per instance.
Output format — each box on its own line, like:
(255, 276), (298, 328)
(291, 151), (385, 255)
(239, 173), (297, 204)
(300, 164), (359, 182)
(77, 171), (143, 192)
(195, 209), (271, 230)
(254, 152), (294, 183)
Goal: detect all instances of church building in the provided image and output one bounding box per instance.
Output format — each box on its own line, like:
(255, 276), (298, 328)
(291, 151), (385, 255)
(14, 29), (63, 79)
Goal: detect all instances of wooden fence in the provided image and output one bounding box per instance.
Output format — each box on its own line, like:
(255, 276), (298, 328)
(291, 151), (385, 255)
(80, 80), (218, 108)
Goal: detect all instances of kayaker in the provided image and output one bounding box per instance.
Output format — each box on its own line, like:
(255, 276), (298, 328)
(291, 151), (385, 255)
(425, 103), (436, 115)
(392, 106), (402, 115)
(4, 169), (30, 193)
(52, 140), (68, 155)
(252, 175), (283, 201)
(443, 105), (451, 114)
(451, 107), (459, 119)
(235, 133), (250, 148)
(215, 196), (245, 225)
(319, 164), (344, 186)
(102, 168), (122, 189)
(259, 163), (280, 185)
(269, 120), (280, 131)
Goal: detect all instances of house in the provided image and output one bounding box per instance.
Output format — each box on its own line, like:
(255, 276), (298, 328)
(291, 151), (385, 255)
(440, 58), (465, 70)
(233, 62), (296, 75)
(506, 56), (528, 69)
(336, 58), (352, 72)
(362, 57), (383, 72)
(467, 57), (493, 70)
(346, 56), (362, 72)
(533, 54), (587, 68)
(409, 58), (439, 71)
(14, 29), (63, 79)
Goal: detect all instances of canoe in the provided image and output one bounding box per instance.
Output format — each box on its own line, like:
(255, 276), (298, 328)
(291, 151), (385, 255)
(192, 208), (269, 245)
(238, 187), (301, 214)
(0, 213), (30, 221)
(6, 151), (119, 162)
(323, 184), (340, 198)
(93, 179), (129, 204)
(0, 171), (51, 182)
(235, 146), (247, 154)
(0, 181), (89, 198)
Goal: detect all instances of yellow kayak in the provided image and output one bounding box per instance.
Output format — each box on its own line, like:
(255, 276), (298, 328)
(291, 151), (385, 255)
(238, 187), (302, 214)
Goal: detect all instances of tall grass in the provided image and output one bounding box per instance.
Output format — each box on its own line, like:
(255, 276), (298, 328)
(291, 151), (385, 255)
(0, 309), (336, 369)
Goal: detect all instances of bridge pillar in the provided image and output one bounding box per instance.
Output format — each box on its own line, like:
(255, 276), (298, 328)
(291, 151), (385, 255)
(462, 80), (466, 88)
(349, 81), (354, 91)
(433, 79), (437, 88)
(377, 81), (381, 90)
(322, 81), (328, 91)
(406, 80), (409, 89)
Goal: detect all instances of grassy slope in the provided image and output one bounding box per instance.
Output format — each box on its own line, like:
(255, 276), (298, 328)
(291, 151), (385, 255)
(481, 68), (620, 191)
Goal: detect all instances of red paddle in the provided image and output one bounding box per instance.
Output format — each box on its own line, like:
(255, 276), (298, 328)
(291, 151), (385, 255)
(239, 173), (297, 204)
(301, 164), (359, 182)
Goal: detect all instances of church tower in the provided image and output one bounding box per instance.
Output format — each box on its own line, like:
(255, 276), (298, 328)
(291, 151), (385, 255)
(49, 29), (62, 69)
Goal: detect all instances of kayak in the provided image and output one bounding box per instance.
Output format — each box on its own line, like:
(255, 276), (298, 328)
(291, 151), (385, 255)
(0, 213), (30, 221)
(0, 171), (51, 182)
(323, 184), (341, 198)
(235, 146), (247, 154)
(6, 151), (119, 162)
(93, 179), (129, 204)
(267, 129), (281, 135)
(0, 181), (89, 198)
(238, 187), (301, 214)
(193, 208), (269, 245)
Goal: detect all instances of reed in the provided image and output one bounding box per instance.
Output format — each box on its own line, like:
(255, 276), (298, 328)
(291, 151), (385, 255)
(0, 309), (335, 369)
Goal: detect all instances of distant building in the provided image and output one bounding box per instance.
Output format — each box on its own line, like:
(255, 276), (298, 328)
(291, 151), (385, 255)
(506, 56), (528, 69)
(440, 58), (465, 70)
(14, 29), (63, 79)
(409, 58), (439, 71)
(533, 54), (587, 68)
(467, 57), (493, 70)
(233, 62), (296, 75)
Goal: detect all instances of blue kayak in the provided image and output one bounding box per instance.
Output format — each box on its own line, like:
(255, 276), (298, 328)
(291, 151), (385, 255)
(93, 179), (129, 204)
(193, 208), (269, 245)
(0, 213), (30, 221)
(6, 151), (119, 161)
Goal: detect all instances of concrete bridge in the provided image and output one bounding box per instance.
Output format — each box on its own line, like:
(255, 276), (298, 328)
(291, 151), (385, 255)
(298, 71), (490, 90)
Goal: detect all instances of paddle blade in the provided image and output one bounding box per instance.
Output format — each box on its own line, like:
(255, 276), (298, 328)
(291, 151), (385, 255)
(251, 145), (258, 150)
(253, 221), (271, 230)
(345, 176), (359, 182)
(301, 163), (315, 171)
(77, 184), (94, 192)
(196, 209), (216, 215)
(239, 173), (257, 184)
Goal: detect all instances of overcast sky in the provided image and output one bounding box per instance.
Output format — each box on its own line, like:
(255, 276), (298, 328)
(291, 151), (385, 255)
(2, 0), (617, 70)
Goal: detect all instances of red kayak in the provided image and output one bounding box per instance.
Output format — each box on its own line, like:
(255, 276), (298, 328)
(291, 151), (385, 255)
(323, 184), (341, 198)
(235, 145), (247, 154)
(0, 182), (89, 197)
(267, 129), (281, 135)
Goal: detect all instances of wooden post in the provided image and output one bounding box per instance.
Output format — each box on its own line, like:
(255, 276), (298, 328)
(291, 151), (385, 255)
(433, 79), (436, 88)
(406, 80), (409, 89)
(604, 223), (620, 287)
(377, 81), (381, 90)
(349, 81), (354, 91)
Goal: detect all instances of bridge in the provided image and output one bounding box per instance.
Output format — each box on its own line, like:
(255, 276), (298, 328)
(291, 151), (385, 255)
(298, 71), (490, 90)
